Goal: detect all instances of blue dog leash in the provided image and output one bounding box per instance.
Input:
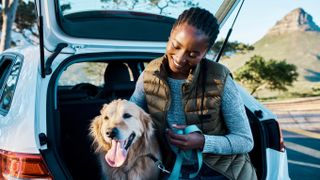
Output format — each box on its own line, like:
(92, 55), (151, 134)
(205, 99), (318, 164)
(168, 125), (203, 180)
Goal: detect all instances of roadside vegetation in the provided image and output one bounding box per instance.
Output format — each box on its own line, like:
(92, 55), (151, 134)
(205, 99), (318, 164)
(214, 39), (320, 101)
(234, 55), (299, 95)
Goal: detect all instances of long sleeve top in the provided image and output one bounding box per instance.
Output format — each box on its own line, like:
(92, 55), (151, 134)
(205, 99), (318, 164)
(130, 72), (253, 154)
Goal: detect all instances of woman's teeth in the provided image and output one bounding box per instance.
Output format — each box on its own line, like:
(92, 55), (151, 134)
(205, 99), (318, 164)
(174, 59), (183, 68)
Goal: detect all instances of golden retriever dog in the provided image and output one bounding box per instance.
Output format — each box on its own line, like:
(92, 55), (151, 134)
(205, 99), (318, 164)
(90, 99), (161, 180)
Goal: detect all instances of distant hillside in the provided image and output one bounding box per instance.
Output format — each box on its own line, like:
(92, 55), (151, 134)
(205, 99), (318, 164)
(222, 8), (320, 97)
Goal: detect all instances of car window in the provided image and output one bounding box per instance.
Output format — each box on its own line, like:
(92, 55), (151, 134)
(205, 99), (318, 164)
(0, 55), (23, 115)
(58, 0), (223, 18)
(0, 57), (13, 91)
(58, 62), (134, 86)
(59, 62), (107, 86)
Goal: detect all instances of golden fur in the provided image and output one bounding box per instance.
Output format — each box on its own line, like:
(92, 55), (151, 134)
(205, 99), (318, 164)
(90, 99), (161, 180)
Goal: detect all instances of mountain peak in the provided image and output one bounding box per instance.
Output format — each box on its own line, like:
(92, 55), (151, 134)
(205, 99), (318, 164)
(266, 8), (320, 36)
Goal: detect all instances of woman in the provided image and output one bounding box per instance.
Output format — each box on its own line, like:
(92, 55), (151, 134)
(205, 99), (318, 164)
(130, 7), (257, 180)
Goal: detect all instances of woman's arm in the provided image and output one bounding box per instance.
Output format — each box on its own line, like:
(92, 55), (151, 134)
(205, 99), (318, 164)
(129, 71), (148, 111)
(202, 76), (254, 154)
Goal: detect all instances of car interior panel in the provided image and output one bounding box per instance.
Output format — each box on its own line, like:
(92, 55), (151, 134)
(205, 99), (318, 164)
(57, 60), (140, 179)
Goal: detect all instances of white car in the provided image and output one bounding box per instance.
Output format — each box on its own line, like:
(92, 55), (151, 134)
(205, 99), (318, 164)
(0, 0), (290, 179)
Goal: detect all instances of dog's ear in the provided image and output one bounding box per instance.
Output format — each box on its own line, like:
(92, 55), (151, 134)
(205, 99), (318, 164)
(140, 110), (154, 140)
(89, 116), (111, 152)
(100, 104), (109, 114)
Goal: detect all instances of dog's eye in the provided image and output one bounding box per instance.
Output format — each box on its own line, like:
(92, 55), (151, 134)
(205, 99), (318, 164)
(123, 113), (132, 119)
(104, 116), (109, 120)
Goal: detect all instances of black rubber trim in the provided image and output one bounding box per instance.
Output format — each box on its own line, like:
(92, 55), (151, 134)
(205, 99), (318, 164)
(261, 119), (281, 151)
(245, 107), (267, 180)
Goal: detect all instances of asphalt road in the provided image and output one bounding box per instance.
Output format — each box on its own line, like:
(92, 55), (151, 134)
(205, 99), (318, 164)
(263, 97), (320, 180)
(283, 130), (320, 180)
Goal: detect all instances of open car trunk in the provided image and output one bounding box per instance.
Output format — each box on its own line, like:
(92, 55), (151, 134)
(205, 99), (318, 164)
(43, 53), (282, 179)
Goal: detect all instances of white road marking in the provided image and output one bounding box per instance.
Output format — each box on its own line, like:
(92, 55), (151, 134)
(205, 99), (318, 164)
(285, 141), (320, 159)
(283, 128), (320, 139)
(288, 160), (320, 168)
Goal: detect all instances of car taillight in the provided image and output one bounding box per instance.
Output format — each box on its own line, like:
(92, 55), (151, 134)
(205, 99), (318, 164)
(0, 150), (53, 179)
(276, 121), (286, 152)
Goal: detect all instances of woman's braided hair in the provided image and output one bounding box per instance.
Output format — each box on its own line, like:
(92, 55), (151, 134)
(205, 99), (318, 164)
(172, 7), (220, 129)
(172, 7), (220, 49)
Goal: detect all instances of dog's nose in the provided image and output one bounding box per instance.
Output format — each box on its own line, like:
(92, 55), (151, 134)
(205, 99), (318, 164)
(106, 128), (118, 139)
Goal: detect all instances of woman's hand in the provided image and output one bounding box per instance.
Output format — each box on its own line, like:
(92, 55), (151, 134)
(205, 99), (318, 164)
(166, 124), (205, 151)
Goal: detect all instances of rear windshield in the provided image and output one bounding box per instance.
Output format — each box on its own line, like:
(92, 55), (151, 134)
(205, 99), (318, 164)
(58, 0), (223, 19)
(55, 0), (238, 41)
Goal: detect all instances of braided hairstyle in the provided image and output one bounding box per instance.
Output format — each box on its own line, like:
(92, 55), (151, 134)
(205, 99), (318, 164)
(172, 7), (220, 129)
(172, 7), (219, 49)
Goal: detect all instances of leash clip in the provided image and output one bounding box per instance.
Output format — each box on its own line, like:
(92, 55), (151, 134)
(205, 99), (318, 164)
(155, 161), (171, 174)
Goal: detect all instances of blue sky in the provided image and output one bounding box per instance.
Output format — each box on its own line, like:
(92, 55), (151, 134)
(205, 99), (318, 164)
(219, 0), (320, 44)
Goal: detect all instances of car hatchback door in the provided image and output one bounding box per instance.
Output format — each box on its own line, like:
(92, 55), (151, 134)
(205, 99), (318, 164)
(35, 0), (240, 55)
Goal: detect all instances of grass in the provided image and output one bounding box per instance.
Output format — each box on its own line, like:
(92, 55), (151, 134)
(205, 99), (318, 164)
(238, 81), (320, 102)
(257, 92), (320, 102)
(223, 31), (320, 100)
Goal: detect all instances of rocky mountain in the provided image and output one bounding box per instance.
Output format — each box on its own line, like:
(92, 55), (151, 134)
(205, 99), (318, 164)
(267, 8), (320, 36)
(221, 8), (320, 94)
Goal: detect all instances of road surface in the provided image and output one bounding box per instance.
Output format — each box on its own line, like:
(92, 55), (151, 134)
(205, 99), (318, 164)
(263, 97), (320, 180)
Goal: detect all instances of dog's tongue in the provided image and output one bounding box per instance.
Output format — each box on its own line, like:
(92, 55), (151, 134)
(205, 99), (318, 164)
(105, 140), (128, 167)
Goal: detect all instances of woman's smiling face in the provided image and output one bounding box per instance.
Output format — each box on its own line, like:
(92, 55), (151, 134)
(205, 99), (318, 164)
(166, 23), (209, 79)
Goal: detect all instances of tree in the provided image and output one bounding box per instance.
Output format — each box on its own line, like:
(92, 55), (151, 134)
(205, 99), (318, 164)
(15, 0), (36, 32)
(211, 40), (254, 57)
(100, 0), (197, 14)
(0, 0), (38, 47)
(0, 0), (19, 51)
(234, 55), (299, 95)
(14, 0), (38, 45)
